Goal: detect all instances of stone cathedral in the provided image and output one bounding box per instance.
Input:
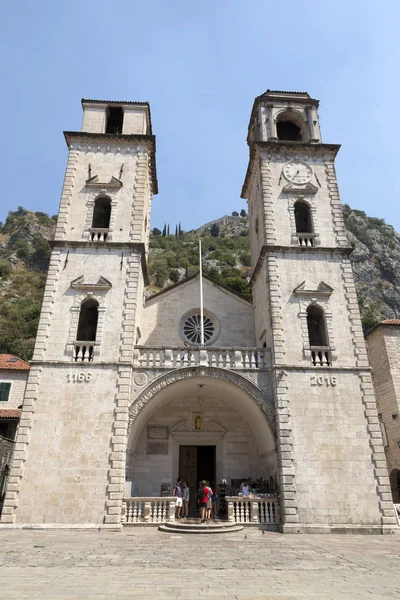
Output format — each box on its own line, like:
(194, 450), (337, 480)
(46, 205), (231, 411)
(1, 91), (397, 533)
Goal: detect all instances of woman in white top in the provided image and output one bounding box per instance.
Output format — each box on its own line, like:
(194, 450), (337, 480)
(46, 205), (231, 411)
(240, 480), (250, 496)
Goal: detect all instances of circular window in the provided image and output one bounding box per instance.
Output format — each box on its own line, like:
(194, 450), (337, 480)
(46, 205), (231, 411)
(180, 309), (220, 346)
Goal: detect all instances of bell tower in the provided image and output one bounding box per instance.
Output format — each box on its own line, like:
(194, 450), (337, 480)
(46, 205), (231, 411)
(1, 99), (157, 527)
(242, 90), (396, 532)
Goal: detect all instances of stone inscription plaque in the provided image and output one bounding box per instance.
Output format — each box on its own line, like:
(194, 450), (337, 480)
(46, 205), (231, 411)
(148, 426), (168, 440)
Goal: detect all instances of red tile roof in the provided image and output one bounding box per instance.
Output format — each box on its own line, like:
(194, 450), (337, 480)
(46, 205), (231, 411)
(0, 409), (21, 419)
(0, 355), (30, 371)
(380, 319), (400, 325)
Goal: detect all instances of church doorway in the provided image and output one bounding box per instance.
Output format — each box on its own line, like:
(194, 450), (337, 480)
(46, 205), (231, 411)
(179, 445), (216, 510)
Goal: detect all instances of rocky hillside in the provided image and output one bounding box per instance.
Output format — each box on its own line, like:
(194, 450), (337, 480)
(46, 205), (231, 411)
(0, 206), (399, 360)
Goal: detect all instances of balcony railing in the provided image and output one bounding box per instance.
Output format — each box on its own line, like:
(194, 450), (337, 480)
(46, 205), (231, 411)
(310, 346), (332, 366)
(297, 233), (315, 247)
(123, 497), (175, 524)
(133, 347), (271, 370)
(89, 228), (109, 242)
(73, 341), (96, 362)
(226, 496), (280, 525)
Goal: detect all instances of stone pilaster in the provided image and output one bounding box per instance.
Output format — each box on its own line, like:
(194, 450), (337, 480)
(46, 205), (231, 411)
(54, 149), (79, 241)
(325, 161), (349, 248)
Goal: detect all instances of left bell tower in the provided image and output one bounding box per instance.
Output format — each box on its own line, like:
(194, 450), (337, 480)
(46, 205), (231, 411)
(1, 99), (157, 527)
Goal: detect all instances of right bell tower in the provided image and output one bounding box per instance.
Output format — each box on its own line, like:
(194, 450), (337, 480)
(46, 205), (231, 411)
(242, 90), (396, 533)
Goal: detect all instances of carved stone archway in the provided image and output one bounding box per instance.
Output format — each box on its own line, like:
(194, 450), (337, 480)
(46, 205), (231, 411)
(128, 366), (275, 434)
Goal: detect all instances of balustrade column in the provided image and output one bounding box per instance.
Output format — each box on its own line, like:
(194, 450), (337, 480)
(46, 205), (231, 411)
(252, 501), (260, 523)
(143, 500), (151, 522)
(227, 500), (235, 523)
(168, 500), (176, 522)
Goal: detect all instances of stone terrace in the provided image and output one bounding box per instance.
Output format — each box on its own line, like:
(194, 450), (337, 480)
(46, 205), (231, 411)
(0, 529), (399, 599)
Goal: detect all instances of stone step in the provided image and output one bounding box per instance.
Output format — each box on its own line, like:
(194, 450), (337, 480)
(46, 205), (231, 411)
(159, 519), (243, 534)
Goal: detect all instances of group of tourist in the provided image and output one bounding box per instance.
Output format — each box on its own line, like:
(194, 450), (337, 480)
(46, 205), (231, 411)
(173, 478), (218, 523)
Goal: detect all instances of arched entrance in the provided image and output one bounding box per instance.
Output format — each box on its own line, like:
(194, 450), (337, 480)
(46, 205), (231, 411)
(126, 368), (276, 504)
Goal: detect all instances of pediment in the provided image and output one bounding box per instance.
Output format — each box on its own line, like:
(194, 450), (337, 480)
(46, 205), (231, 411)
(293, 280), (333, 296)
(70, 275), (112, 291)
(85, 175), (123, 188)
(282, 182), (318, 195)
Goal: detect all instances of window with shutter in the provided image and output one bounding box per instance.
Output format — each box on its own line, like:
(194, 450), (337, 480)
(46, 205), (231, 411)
(0, 382), (11, 401)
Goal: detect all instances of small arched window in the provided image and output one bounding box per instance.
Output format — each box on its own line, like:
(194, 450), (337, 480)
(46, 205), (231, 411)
(307, 305), (328, 347)
(77, 299), (99, 342)
(294, 201), (313, 233)
(92, 197), (111, 229)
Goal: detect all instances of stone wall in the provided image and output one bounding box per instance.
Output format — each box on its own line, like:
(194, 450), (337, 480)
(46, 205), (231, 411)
(0, 371), (28, 409)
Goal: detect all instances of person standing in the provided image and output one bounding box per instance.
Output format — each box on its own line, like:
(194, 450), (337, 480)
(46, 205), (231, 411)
(173, 477), (183, 519)
(205, 481), (213, 521)
(182, 480), (190, 518)
(211, 481), (218, 520)
(197, 480), (207, 523)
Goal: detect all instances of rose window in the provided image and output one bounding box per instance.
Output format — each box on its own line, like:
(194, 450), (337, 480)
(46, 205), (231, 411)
(180, 309), (220, 346)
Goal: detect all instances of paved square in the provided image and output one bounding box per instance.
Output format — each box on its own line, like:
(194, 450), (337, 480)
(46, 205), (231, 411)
(0, 529), (399, 599)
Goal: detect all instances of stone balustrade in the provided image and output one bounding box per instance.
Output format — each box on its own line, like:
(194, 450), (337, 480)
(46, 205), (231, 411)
(133, 347), (271, 370)
(73, 342), (95, 362)
(89, 228), (109, 242)
(226, 496), (280, 525)
(122, 497), (176, 525)
(297, 233), (315, 247)
(310, 346), (332, 366)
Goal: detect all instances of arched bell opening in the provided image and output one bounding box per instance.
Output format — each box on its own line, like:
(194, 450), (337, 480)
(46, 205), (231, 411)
(276, 110), (307, 142)
(126, 372), (277, 503)
(92, 197), (111, 229)
(294, 201), (313, 234)
(77, 299), (99, 342)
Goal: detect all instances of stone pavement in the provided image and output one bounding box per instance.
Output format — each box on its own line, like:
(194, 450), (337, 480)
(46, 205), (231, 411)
(0, 528), (399, 599)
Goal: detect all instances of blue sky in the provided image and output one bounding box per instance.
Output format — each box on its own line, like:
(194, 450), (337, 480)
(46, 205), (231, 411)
(1, 0), (399, 232)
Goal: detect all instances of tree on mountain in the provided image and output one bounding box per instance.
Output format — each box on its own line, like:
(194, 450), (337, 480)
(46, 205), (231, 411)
(210, 224), (220, 238)
(153, 227), (161, 236)
(240, 209), (246, 217)
(167, 224), (170, 236)
(175, 225), (178, 237)
(162, 224), (167, 237)
(232, 211), (239, 217)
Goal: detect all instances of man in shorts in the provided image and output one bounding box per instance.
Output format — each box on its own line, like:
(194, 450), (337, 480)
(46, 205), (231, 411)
(173, 477), (183, 519)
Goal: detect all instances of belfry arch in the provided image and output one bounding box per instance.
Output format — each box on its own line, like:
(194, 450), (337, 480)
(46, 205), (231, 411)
(126, 368), (277, 498)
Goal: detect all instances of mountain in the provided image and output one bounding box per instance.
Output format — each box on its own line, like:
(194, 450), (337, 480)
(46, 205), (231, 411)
(0, 206), (399, 360)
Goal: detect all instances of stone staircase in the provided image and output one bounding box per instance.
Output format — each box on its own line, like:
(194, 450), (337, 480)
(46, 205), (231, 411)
(159, 518), (243, 534)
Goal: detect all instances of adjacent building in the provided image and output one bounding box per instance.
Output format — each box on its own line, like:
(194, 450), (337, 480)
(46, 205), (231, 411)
(366, 320), (400, 502)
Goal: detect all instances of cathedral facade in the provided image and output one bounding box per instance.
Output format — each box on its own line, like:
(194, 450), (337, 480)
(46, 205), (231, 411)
(0, 91), (396, 532)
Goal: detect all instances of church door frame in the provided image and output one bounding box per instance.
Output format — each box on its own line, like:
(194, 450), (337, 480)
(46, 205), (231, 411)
(171, 432), (224, 488)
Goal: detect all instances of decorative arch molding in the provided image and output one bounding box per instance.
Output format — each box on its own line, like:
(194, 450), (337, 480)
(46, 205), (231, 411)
(66, 292), (107, 358)
(128, 366), (276, 434)
(287, 195), (320, 246)
(83, 190), (119, 241)
(297, 297), (336, 361)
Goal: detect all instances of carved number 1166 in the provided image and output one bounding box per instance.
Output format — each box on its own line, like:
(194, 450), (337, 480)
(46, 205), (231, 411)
(67, 372), (92, 383)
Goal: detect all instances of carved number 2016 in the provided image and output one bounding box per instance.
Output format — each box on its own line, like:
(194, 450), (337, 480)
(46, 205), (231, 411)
(310, 375), (337, 387)
(67, 372), (92, 383)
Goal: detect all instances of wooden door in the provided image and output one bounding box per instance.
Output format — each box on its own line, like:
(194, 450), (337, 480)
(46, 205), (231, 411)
(179, 446), (197, 510)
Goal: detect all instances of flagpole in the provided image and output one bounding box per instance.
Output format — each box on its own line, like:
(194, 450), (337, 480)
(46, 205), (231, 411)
(199, 238), (204, 346)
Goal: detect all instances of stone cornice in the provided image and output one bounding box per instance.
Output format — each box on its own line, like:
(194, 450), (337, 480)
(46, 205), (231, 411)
(49, 240), (149, 285)
(251, 244), (353, 282)
(241, 141), (341, 198)
(64, 131), (158, 194)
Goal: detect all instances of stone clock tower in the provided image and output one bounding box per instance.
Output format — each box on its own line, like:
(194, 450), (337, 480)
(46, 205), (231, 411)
(1, 100), (157, 527)
(242, 90), (396, 532)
